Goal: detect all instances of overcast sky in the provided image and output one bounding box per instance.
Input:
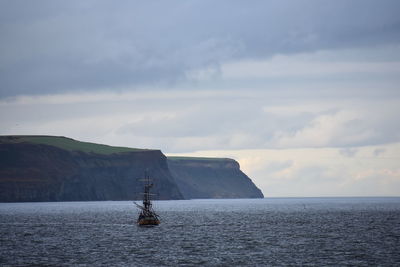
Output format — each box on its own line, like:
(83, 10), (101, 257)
(1, 0), (400, 197)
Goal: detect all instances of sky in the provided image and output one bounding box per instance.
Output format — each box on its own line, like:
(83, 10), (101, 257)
(1, 0), (400, 197)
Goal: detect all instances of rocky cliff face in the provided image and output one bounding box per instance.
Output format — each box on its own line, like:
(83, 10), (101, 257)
(0, 142), (183, 202)
(0, 136), (264, 202)
(167, 157), (264, 199)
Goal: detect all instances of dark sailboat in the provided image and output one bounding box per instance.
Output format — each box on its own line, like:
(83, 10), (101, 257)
(134, 173), (160, 226)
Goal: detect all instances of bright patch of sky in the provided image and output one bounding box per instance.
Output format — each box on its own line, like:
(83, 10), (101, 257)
(1, 0), (400, 196)
(167, 144), (400, 197)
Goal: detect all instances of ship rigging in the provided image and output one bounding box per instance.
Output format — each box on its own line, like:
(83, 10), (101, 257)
(134, 172), (160, 226)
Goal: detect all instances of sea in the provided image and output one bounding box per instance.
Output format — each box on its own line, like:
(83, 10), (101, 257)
(1, 197), (399, 266)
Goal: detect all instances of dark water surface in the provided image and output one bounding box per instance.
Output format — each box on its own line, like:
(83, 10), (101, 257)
(1, 198), (400, 266)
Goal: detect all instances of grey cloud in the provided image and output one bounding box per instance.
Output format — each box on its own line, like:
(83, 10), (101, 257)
(263, 160), (294, 174)
(115, 96), (320, 151)
(373, 148), (386, 157)
(117, 99), (266, 139)
(339, 148), (358, 157)
(1, 90), (400, 151)
(1, 0), (400, 97)
(295, 165), (340, 184)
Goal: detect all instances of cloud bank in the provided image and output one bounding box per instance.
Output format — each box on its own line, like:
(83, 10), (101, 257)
(1, 0), (400, 96)
(1, 89), (399, 152)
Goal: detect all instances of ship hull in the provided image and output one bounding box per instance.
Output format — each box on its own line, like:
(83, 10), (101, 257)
(138, 217), (160, 226)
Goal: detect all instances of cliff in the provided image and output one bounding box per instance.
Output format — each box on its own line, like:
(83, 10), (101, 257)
(167, 157), (264, 199)
(0, 135), (264, 202)
(0, 136), (182, 202)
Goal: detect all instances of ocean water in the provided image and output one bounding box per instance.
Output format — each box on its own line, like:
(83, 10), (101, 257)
(1, 198), (399, 266)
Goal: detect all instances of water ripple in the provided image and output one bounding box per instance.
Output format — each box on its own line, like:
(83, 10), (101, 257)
(1, 198), (400, 266)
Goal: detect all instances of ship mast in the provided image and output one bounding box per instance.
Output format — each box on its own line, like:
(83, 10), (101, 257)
(142, 172), (153, 212)
(135, 171), (160, 225)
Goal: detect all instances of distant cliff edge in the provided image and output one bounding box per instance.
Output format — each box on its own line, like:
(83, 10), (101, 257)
(0, 135), (263, 202)
(168, 157), (264, 199)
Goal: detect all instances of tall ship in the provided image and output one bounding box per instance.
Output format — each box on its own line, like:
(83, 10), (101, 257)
(134, 173), (160, 226)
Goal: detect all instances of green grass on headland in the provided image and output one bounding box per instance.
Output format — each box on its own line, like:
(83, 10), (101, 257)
(167, 156), (233, 161)
(0, 135), (148, 154)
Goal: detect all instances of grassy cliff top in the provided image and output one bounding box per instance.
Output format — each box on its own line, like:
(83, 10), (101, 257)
(167, 156), (234, 162)
(0, 135), (149, 155)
